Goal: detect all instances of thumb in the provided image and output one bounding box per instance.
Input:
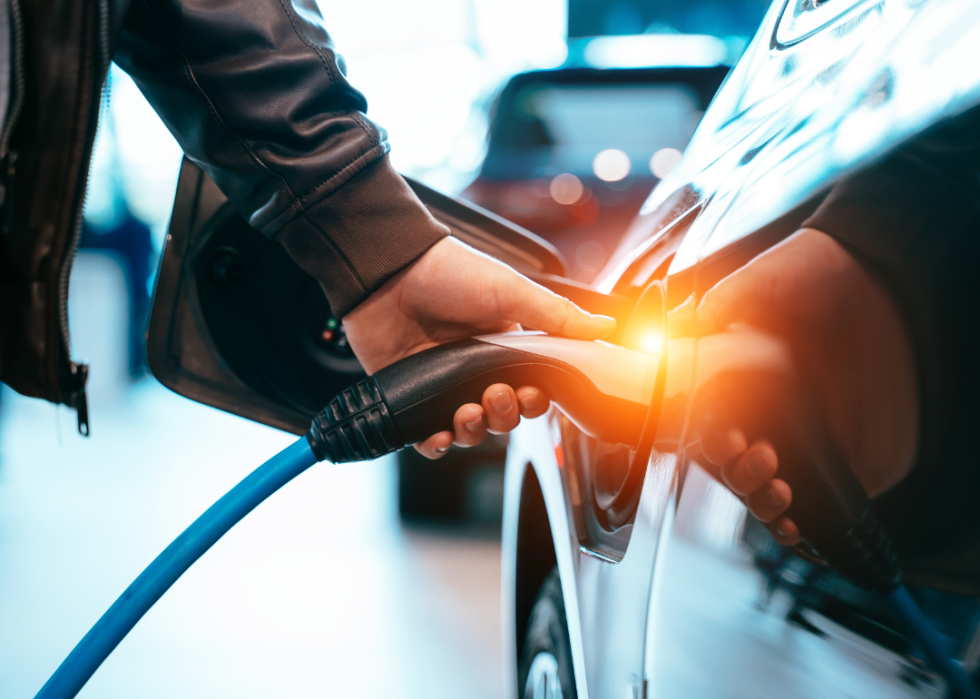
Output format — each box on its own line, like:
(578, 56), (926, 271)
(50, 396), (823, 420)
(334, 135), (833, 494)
(694, 261), (772, 336)
(498, 272), (617, 339)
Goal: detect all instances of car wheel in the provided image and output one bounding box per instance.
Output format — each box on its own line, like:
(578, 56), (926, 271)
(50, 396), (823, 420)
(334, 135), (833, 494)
(519, 568), (576, 699)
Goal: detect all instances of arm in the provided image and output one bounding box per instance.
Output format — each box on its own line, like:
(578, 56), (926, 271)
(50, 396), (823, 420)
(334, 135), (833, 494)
(113, 0), (447, 318)
(679, 107), (980, 555)
(113, 0), (616, 455)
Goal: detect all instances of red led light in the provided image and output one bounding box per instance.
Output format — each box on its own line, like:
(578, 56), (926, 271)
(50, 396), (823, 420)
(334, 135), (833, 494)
(321, 329), (335, 342)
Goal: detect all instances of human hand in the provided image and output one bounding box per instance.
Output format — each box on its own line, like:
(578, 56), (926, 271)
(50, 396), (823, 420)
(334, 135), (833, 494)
(667, 228), (918, 546)
(343, 237), (617, 458)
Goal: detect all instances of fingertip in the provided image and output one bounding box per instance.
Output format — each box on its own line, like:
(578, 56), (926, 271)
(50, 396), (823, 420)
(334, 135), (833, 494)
(590, 315), (617, 337)
(416, 431), (453, 460)
(772, 517), (801, 546)
(703, 426), (748, 469)
(454, 403), (486, 447)
(747, 478), (792, 523)
(484, 383), (520, 433)
(725, 439), (777, 496)
(516, 386), (549, 419)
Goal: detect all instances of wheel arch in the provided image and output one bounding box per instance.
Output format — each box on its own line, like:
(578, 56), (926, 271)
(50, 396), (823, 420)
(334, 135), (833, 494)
(514, 464), (558, 665)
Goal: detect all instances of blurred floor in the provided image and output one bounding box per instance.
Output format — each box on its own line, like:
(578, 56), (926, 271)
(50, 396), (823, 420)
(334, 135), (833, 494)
(0, 382), (503, 698)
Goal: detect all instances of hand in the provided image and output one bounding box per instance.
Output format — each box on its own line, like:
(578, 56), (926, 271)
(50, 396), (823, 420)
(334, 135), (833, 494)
(668, 229), (918, 546)
(343, 237), (617, 458)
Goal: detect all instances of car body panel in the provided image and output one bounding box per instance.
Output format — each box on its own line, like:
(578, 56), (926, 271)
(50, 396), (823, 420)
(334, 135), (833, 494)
(604, 0), (980, 286)
(503, 417), (678, 699)
(505, 1), (980, 697)
(644, 463), (935, 698)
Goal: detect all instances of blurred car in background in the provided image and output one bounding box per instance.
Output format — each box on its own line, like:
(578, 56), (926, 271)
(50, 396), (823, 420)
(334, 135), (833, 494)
(463, 59), (728, 283)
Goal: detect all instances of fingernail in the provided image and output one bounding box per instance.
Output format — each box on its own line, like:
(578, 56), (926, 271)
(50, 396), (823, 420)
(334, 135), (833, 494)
(767, 488), (785, 508)
(435, 445), (449, 454)
(491, 391), (512, 414)
(776, 520), (789, 537)
(748, 452), (770, 480)
(465, 416), (483, 433)
(519, 392), (539, 412)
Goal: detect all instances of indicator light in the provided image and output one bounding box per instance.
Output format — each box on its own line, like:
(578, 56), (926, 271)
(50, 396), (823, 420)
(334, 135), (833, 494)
(321, 329), (335, 342)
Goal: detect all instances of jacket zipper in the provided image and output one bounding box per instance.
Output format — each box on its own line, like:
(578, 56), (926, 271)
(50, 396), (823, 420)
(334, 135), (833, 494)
(0, 0), (24, 159)
(0, 0), (25, 213)
(57, 0), (110, 436)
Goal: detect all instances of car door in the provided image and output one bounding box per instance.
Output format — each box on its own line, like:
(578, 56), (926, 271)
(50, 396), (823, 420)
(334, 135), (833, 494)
(640, 0), (980, 696)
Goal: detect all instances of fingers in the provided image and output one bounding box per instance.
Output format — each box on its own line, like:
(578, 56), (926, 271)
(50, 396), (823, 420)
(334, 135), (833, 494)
(700, 427), (798, 543)
(454, 402), (487, 447)
(415, 431), (453, 459)
(433, 386), (552, 454)
(516, 386), (550, 419)
(721, 440), (777, 497)
(496, 273), (617, 340)
(746, 478), (791, 523)
(483, 384), (520, 434)
(771, 517), (801, 546)
(700, 426), (748, 472)
(695, 263), (771, 336)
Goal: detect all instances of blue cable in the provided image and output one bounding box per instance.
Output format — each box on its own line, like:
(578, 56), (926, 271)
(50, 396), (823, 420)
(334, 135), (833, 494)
(35, 436), (320, 699)
(889, 585), (979, 699)
(31, 429), (979, 699)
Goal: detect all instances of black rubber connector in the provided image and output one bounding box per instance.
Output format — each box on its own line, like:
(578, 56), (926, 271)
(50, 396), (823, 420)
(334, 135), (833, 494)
(306, 378), (405, 463)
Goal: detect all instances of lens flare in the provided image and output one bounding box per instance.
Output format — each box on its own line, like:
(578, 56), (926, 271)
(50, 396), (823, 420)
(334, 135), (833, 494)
(640, 332), (662, 354)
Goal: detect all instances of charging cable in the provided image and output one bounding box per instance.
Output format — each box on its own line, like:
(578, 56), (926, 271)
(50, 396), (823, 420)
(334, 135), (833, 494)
(32, 333), (978, 699)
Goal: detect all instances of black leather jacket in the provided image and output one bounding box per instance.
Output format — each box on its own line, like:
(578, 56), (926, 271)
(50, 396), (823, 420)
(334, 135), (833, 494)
(0, 0), (447, 427)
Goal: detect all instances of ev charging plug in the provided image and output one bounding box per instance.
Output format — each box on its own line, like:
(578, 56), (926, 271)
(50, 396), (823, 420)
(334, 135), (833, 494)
(35, 331), (978, 699)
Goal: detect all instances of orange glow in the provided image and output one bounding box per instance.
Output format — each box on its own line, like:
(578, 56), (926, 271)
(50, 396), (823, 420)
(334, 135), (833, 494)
(640, 332), (662, 354)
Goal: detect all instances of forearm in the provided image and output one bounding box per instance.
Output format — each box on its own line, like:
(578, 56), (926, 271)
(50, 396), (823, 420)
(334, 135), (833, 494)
(802, 109), (980, 556)
(114, 0), (447, 315)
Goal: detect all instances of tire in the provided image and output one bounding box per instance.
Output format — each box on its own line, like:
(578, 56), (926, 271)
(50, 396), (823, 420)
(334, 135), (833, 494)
(518, 568), (577, 699)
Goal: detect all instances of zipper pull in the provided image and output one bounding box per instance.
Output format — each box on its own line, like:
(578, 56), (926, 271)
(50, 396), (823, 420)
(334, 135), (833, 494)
(69, 362), (90, 436)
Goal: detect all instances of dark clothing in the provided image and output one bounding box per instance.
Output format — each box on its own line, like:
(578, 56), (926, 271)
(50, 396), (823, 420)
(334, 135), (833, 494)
(114, 0), (448, 317)
(804, 108), (980, 567)
(0, 0), (115, 416)
(0, 0), (447, 418)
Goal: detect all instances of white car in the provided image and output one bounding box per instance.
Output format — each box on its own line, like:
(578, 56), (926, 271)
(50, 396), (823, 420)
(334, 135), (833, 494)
(151, 1), (980, 697)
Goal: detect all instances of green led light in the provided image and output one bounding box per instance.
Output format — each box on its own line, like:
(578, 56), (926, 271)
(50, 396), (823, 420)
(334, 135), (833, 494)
(326, 318), (338, 329)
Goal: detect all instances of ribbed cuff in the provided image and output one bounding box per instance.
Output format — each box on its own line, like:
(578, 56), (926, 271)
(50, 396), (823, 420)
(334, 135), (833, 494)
(273, 155), (449, 317)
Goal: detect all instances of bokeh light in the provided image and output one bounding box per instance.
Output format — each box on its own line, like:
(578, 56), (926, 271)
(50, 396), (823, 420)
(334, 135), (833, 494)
(650, 147), (683, 179)
(575, 239), (606, 274)
(550, 173), (585, 204)
(592, 148), (632, 182)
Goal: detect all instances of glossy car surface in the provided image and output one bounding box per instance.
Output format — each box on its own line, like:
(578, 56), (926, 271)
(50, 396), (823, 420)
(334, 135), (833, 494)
(502, 1), (980, 697)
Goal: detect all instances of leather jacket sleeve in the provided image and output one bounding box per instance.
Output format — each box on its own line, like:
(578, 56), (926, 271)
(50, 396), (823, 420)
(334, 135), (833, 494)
(113, 0), (448, 316)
